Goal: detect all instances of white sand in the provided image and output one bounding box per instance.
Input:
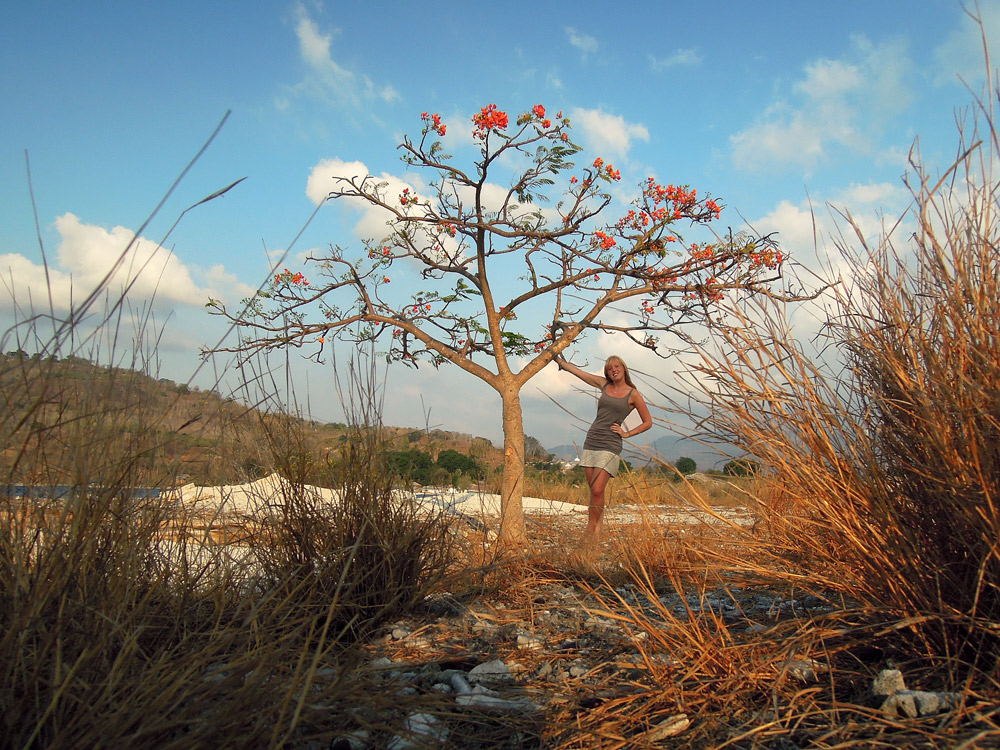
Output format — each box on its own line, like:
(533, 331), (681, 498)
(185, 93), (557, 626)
(164, 474), (752, 527)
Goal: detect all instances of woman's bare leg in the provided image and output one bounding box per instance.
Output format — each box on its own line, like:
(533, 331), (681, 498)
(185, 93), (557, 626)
(584, 466), (611, 539)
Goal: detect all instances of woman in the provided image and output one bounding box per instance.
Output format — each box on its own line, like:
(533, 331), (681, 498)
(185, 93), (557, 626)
(554, 354), (652, 540)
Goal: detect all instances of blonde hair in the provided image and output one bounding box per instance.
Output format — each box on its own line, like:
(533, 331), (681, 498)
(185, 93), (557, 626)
(603, 356), (635, 387)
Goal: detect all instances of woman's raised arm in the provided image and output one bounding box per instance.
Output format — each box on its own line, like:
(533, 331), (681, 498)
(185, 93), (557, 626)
(554, 355), (607, 389)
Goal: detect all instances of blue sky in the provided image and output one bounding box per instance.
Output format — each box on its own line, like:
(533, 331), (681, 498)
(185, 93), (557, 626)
(1, 1), (996, 463)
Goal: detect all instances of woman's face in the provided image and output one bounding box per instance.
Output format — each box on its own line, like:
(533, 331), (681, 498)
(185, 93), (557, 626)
(606, 359), (625, 382)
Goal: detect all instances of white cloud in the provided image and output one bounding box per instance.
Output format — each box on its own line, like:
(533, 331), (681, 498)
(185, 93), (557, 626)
(569, 107), (650, 161)
(307, 157), (422, 241)
(288, 3), (397, 110)
(0, 214), (248, 319)
(565, 26), (599, 55)
(649, 48), (702, 70)
(731, 36), (915, 173)
(203, 264), (257, 301)
(306, 157), (370, 206)
(307, 156), (523, 242)
(748, 181), (914, 341)
(752, 180), (908, 265)
(933, 0), (1000, 86)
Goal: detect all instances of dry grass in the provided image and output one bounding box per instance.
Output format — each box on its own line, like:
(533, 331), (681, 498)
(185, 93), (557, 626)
(524, 469), (755, 510)
(671, 83), (1000, 667)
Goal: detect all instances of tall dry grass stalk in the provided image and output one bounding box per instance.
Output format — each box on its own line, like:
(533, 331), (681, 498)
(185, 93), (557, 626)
(667, 51), (1000, 670)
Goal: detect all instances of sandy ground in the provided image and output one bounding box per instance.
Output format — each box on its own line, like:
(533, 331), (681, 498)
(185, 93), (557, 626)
(164, 474), (754, 529)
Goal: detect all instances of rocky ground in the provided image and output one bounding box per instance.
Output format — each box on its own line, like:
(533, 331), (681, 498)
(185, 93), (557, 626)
(317, 510), (994, 749)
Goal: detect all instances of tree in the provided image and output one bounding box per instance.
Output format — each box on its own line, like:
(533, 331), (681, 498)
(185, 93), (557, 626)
(211, 103), (814, 544)
(524, 434), (551, 461)
(724, 458), (760, 477)
(435, 448), (480, 479)
(386, 448), (434, 484)
(675, 456), (697, 476)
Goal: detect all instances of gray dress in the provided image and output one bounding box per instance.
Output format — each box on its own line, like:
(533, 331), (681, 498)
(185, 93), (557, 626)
(583, 385), (634, 455)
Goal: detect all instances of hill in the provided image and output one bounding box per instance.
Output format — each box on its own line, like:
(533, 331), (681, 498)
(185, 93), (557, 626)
(0, 352), (505, 487)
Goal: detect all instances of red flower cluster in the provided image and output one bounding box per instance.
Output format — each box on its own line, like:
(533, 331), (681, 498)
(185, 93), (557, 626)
(399, 187), (417, 206)
(649, 267), (679, 291)
(274, 268), (307, 286)
(532, 104), (545, 118)
(592, 230), (616, 250)
(472, 104), (509, 138)
(421, 111), (446, 136)
(690, 243), (716, 261)
(746, 246), (783, 270)
(617, 209), (650, 231)
(687, 278), (724, 303)
(593, 158), (621, 181)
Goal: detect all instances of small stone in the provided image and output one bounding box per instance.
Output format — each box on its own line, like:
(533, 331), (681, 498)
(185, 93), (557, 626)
(784, 658), (825, 683)
(391, 627), (412, 641)
(871, 669), (907, 697)
(369, 657), (393, 669)
(456, 693), (539, 712)
(450, 673), (472, 694)
(468, 659), (513, 684)
(471, 684), (500, 697)
(881, 689), (961, 718)
(387, 712), (449, 749)
(569, 665), (588, 678)
(517, 633), (543, 650)
(643, 713), (690, 741)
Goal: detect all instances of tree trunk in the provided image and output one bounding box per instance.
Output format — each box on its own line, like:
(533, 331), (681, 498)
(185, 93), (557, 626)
(498, 387), (527, 545)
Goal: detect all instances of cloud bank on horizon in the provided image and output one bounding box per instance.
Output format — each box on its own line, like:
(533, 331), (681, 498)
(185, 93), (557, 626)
(1, 0), (996, 450)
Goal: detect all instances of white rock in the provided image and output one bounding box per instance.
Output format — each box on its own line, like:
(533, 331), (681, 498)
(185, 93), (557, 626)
(643, 713), (691, 741)
(783, 658), (826, 683)
(450, 673), (472, 694)
(871, 669), (907, 697)
(470, 684), (500, 698)
(468, 659), (514, 684)
(455, 693), (539, 712)
(387, 712), (449, 749)
(881, 689), (961, 718)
